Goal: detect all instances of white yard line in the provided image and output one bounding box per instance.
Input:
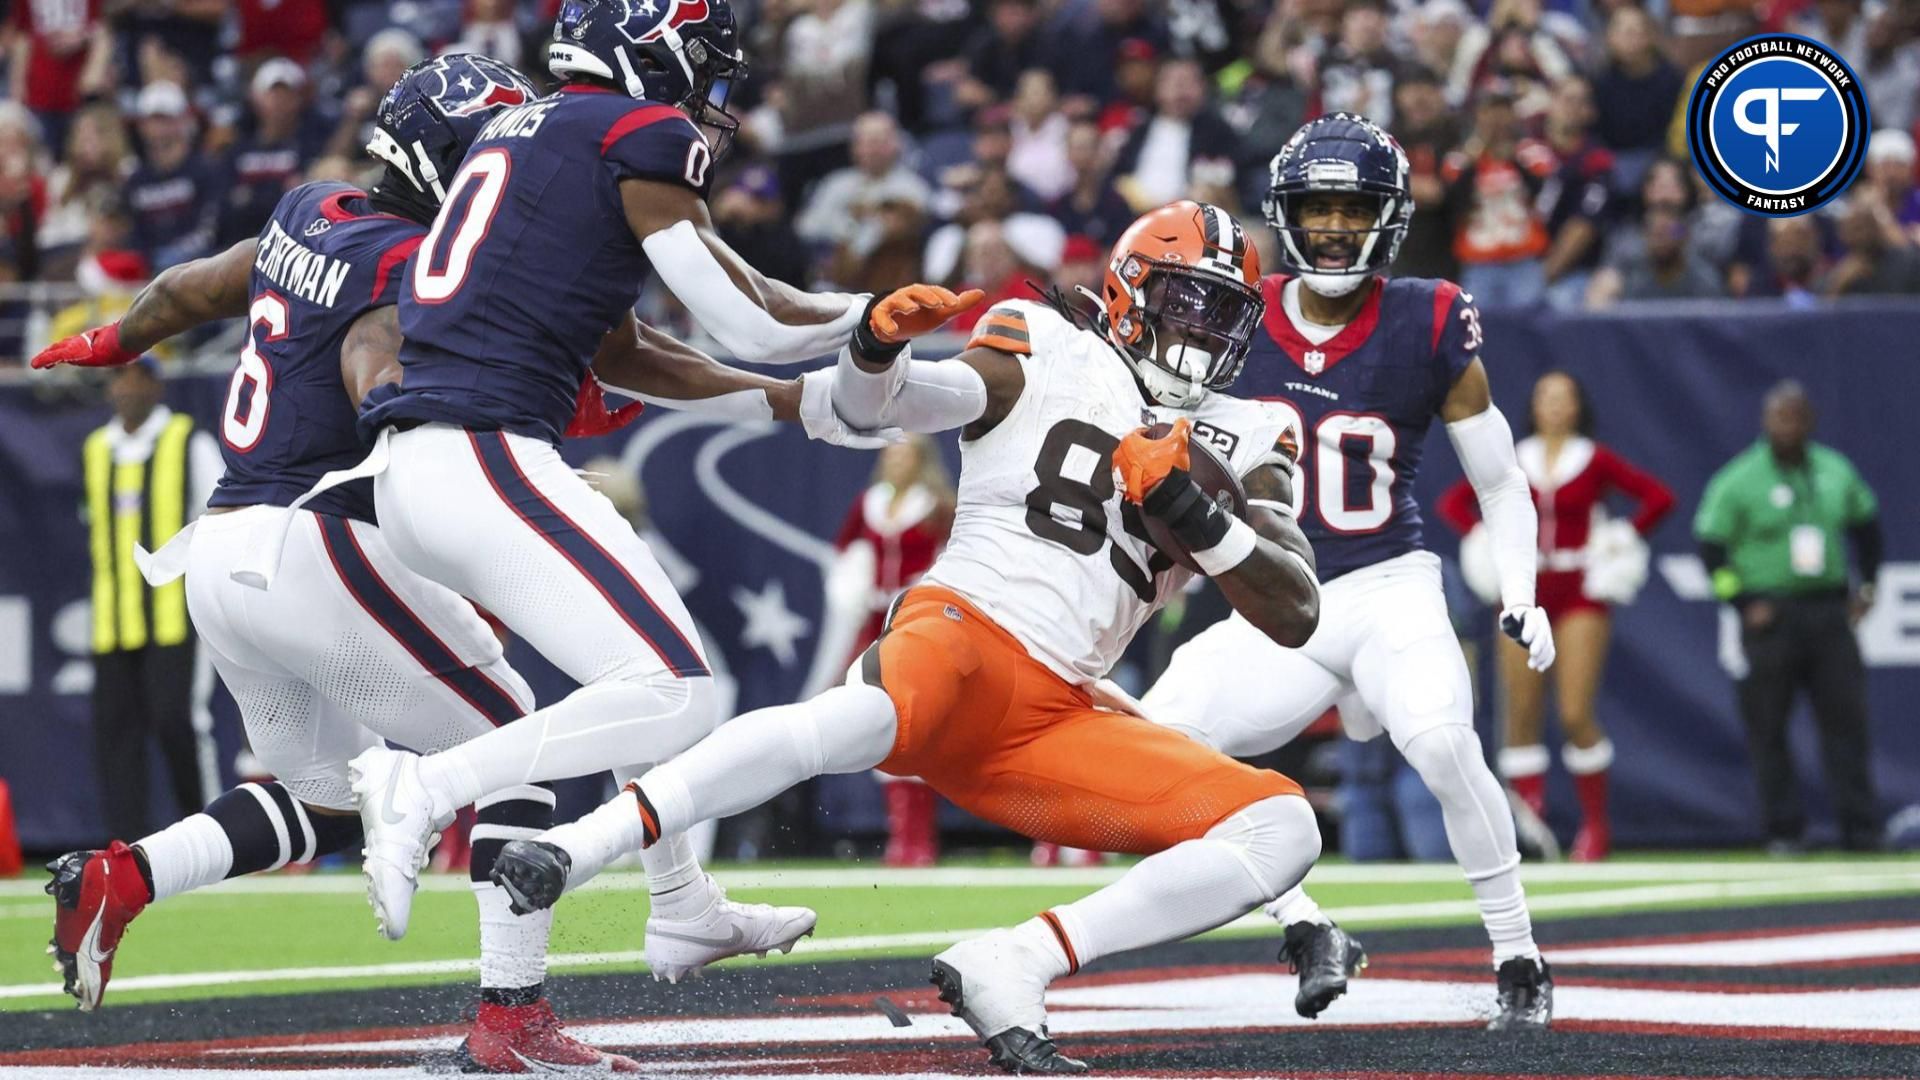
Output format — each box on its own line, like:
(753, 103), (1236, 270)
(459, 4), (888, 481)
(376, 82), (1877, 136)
(6, 870), (1918, 1003)
(4, 858), (1913, 899)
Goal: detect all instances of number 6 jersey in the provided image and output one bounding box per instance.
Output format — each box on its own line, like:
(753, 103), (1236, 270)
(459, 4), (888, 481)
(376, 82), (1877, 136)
(919, 300), (1302, 685)
(207, 181), (426, 524)
(1232, 274), (1481, 582)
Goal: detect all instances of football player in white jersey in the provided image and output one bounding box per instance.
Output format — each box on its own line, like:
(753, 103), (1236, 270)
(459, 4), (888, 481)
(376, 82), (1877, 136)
(485, 202), (1326, 1074)
(1140, 114), (1556, 1029)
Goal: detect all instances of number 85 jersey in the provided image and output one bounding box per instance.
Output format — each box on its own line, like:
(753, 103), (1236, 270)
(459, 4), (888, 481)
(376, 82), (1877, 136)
(1230, 275), (1481, 583)
(919, 300), (1302, 685)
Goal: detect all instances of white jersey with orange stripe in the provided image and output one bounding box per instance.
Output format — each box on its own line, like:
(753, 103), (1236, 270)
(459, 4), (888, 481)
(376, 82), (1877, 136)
(920, 300), (1300, 684)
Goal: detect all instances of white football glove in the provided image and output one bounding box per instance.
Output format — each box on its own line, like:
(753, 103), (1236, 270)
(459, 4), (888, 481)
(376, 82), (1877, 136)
(1500, 604), (1556, 672)
(799, 369), (903, 449)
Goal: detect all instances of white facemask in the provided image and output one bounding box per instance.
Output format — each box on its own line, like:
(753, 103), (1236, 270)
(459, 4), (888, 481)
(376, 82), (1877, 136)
(1128, 343), (1208, 408)
(1296, 269), (1371, 297)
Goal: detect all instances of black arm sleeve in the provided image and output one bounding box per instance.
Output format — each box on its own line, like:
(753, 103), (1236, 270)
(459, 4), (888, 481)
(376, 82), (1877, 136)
(1699, 541), (1728, 575)
(1849, 518), (1883, 584)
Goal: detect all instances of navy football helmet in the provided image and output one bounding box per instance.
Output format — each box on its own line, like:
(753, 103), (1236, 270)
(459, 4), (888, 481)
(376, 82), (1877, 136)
(366, 54), (538, 223)
(549, 0), (747, 153)
(1262, 113), (1413, 297)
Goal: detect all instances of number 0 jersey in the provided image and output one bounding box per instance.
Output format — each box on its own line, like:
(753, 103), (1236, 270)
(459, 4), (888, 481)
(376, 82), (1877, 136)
(208, 181), (426, 523)
(1230, 275), (1480, 583)
(365, 86), (716, 446)
(921, 300), (1302, 685)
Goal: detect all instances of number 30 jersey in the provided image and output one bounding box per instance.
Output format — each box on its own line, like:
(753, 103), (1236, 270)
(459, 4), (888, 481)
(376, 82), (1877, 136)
(367, 86), (716, 446)
(920, 300), (1301, 685)
(207, 181), (426, 524)
(1231, 275), (1481, 583)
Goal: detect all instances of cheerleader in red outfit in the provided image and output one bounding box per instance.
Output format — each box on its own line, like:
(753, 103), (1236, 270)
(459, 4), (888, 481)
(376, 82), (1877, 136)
(1439, 371), (1675, 861)
(804, 438), (954, 866)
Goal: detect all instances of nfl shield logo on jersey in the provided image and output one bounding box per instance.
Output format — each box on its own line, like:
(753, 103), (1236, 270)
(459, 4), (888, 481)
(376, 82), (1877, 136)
(1304, 349), (1327, 375)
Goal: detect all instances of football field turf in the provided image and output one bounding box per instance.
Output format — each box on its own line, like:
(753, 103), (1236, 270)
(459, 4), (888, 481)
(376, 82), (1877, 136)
(3, 852), (1916, 1011)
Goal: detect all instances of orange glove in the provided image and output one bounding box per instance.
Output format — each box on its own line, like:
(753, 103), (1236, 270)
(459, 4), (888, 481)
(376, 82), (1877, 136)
(1113, 418), (1192, 504)
(565, 373), (645, 439)
(867, 285), (985, 344)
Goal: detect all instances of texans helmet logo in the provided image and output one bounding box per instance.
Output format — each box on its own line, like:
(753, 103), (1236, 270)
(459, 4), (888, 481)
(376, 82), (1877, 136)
(424, 56), (533, 118)
(614, 0), (712, 43)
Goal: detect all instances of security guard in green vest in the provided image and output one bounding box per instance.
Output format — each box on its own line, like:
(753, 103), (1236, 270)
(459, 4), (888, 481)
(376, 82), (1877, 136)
(1695, 381), (1884, 853)
(85, 358), (219, 840)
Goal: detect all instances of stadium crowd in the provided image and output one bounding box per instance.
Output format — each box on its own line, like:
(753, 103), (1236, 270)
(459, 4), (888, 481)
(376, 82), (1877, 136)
(5, 0), (1920, 365)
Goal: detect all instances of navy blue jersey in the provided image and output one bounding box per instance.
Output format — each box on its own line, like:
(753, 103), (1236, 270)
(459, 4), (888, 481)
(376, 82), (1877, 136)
(208, 181), (425, 523)
(367, 86), (715, 445)
(1232, 275), (1480, 582)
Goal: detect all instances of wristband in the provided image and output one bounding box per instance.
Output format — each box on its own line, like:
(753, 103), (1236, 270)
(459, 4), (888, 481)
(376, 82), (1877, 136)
(850, 294), (908, 365)
(1192, 517), (1258, 576)
(1142, 469), (1233, 553)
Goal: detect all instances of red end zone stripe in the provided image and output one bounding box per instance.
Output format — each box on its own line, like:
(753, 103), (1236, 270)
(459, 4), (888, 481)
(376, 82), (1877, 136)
(601, 103), (685, 156)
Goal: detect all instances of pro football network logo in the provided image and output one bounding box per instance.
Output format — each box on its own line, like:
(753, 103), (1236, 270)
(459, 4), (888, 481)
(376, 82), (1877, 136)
(1686, 34), (1869, 216)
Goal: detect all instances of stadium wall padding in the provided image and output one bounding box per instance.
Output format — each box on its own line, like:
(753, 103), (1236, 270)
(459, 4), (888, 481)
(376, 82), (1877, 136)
(2, 300), (1917, 851)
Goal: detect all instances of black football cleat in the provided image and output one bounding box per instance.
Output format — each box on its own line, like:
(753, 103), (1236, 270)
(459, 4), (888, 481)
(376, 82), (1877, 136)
(489, 840), (571, 916)
(1488, 955), (1553, 1031)
(930, 954), (1088, 1074)
(1279, 920), (1368, 1018)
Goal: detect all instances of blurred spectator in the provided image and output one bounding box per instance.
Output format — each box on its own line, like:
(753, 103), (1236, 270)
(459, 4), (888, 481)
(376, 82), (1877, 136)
(869, 0), (978, 132)
(1859, 12), (1920, 142)
(450, 0), (527, 71)
(1786, 0), (1868, 67)
(39, 103), (130, 278)
(213, 59), (329, 249)
(1316, 0), (1402, 126)
(1047, 119), (1134, 246)
(1864, 129), (1920, 245)
(1094, 37), (1162, 139)
(1439, 370), (1676, 862)
(0, 103), (47, 283)
(795, 112), (932, 258)
(233, 0), (328, 66)
(1823, 192), (1920, 297)
(1586, 206), (1726, 306)
(1442, 84), (1555, 308)
(9, 0), (112, 153)
(1407, 0), (1477, 106)
(1007, 70), (1073, 201)
(769, 0), (877, 204)
(1754, 216), (1829, 308)
(935, 215), (1060, 329)
(1538, 75), (1615, 309)
(1051, 232), (1105, 296)
(1112, 57), (1237, 211)
(1696, 380), (1883, 853)
(1591, 6), (1682, 190)
(116, 0), (228, 91)
(324, 29), (426, 162)
(957, 0), (1050, 111)
(1393, 68), (1462, 281)
(1222, 12), (1310, 211)
(1049, 0), (1168, 108)
(714, 165), (812, 288)
(125, 80), (215, 271)
(1462, 0), (1578, 122)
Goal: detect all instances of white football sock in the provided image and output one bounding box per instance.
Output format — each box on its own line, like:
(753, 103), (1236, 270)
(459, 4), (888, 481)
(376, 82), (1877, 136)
(1048, 796), (1320, 970)
(473, 881), (552, 990)
(1265, 885), (1330, 928)
(1400, 725), (1539, 964)
(135, 814), (232, 902)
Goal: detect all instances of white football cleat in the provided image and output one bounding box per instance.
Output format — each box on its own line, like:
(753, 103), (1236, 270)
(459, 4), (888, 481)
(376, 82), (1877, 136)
(349, 746), (443, 941)
(644, 876), (817, 984)
(931, 930), (1086, 1074)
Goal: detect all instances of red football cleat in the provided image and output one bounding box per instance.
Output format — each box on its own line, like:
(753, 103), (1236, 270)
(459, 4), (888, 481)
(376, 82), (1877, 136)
(45, 840), (150, 1011)
(458, 999), (642, 1073)
(1569, 822), (1612, 862)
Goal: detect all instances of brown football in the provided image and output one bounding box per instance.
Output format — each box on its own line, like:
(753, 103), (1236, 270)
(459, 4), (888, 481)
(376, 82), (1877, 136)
(1140, 421), (1248, 572)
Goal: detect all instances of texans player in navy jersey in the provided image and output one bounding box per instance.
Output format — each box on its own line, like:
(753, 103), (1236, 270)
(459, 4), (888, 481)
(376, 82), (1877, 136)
(344, 0), (973, 950)
(1141, 115), (1559, 1029)
(27, 56), (669, 1072)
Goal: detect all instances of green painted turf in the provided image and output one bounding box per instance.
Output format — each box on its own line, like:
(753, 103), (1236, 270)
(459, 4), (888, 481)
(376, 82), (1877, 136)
(4, 856), (1916, 1011)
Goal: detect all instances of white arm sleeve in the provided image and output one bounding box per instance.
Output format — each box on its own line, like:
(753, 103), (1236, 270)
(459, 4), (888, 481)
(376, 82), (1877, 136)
(830, 344), (989, 433)
(617, 385), (775, 422)
(1445, 405), (1537, 608)
(640, 220), (865, 364)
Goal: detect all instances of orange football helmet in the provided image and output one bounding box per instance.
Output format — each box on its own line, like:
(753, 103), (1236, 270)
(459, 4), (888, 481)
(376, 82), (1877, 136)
(1101, 201), (1263, 408)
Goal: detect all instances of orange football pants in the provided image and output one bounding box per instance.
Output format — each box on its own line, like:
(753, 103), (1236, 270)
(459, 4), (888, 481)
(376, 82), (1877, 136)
(871, 586), (1301, 855)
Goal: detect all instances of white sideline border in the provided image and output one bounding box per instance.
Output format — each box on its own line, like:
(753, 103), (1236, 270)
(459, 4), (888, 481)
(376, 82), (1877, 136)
(5, 869), (1919, 1002)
